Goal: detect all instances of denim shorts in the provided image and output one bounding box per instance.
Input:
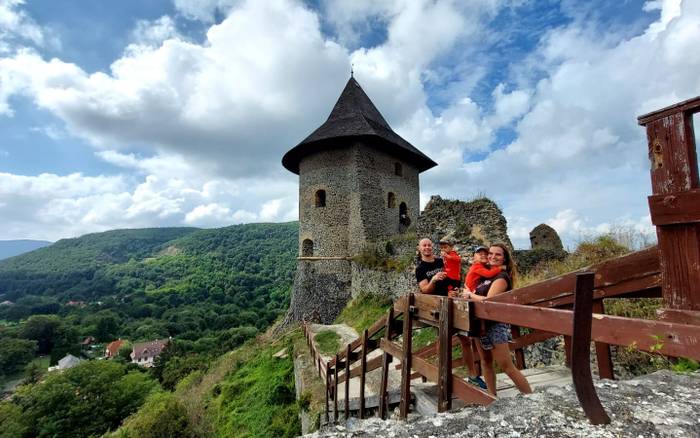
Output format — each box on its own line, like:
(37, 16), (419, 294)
(479, 323), (512, 350)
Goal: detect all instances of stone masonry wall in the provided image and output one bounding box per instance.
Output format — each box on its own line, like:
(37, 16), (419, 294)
(348, 143), (420, 255)
(283, 259), (352, 325)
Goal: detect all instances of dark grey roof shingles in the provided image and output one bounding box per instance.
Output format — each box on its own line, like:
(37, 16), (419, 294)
(282, 77), (437, 174)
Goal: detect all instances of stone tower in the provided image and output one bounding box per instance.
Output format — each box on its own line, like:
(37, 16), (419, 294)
(281, 76), (436, 324)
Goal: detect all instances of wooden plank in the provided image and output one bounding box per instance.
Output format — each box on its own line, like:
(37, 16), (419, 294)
(643, 110), (700, 311)
(333, 353), (339, 422)
(637, 95), (700, 125)
(438, 297), (453, 412)
(472, 301), (700, 360)
(380, 338), (405, 361)
(399, 294), (414, 419)
(536, 273), (661, 308)
(511, 325), (526, 369)
(648, 189), (700, 225)
(571, 273), (610, 425)
(657, 308), (700, 325)
(344, 344), (351, 419)
(563, 336), (572, 368)
(378, 306), (394, 420)
(328, 313), (388, 368)
(412, 355), (496, 406)
(592, 300), (614, 380)
(490, 247), (660, 306)
(359, 329), (367, 419)
(338, 355), (382, 384)
(510, 329), (558, 350)
(325, 362), (330, 423)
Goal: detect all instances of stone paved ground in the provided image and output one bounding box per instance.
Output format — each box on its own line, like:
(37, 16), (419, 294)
(306, 370), (700, 438)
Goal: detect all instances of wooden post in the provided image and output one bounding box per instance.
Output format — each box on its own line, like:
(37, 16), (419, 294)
(510, 325), (526, 370)
(563, 335), (572, 368)
(325, 362), (330, 424)
(359, 329), (368, 419)
(399, 294), (414, 419)
(378, 306), (394, 420)
(572, 273), (610, 425)
(592, 300), (614, 380)
(438, 297), (453, 412)
(333, 353), (339, 422)
(639, 97), (700, 317)
(344, 344), (351, 419)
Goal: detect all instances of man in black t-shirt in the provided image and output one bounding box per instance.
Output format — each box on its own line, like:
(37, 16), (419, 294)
(415, 238), (449, 296)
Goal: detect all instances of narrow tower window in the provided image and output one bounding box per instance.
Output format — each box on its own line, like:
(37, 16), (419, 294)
(399, 202), (410, 227)
(394, 162), (403, 176)
(315, 190), (326, 207)
(387, 192), (396, 208)
(302, 239), (314, 257)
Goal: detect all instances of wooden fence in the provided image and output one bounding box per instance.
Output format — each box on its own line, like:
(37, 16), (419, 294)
(303, 96), (700, 426)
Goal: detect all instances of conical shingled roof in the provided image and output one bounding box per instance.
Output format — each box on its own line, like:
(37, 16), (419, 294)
(282, 77), (437, 174)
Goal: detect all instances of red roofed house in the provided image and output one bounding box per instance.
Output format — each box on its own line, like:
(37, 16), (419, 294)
(131, 339), (169, 367)
(105, 339), (125, 359)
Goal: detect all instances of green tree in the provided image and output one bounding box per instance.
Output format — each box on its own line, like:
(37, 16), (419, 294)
(118, 341), (133, 362)
(0, 402), (30, 438)
(19, 315), (71, 355)
(0, 338), (36, 377)
(22, 361), (45, 385)
(115, 392), (191, 438)
(95, 311), (121, 342)
(14, 360), (158, 437)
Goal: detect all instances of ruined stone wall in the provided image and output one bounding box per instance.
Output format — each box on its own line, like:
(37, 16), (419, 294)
(417, 195), (513, 252)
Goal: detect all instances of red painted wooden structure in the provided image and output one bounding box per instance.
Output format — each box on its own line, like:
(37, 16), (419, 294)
(301, 97), (700, 426)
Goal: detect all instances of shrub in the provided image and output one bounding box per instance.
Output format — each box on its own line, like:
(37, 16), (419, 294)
(116, 392), (192, 438)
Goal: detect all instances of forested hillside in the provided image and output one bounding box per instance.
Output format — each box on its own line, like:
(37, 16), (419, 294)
(0, 222), (298, 437)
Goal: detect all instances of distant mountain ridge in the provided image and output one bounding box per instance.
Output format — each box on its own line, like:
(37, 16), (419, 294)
(0, 239), (53, 260)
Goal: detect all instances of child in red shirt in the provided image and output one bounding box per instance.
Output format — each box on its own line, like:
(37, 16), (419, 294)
(439, 239), (462, 296)
(465, 246), (504, 292)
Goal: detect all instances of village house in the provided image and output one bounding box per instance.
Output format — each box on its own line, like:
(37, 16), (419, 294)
(104, 339), (124, 359)
(48, 354), (81, 372)
(130, 339), (169, 367)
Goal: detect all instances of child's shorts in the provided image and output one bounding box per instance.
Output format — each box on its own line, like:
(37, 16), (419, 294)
(479, 323), (512, 350)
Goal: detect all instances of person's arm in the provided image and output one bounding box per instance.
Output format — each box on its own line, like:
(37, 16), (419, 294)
(418, 271), (447, 294)
(466, 278), (508, 301)
(471, 264), (503, 278)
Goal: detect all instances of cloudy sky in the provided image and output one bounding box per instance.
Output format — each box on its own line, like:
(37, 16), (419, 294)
(1, 0), (698, 248)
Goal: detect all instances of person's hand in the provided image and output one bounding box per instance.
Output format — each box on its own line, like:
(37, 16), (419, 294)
(436, 271), (447, 281)
(440, 249), (447, 257)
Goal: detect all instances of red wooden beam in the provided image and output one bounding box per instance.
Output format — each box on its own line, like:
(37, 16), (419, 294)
(473, 301), (700, 360)
(571, 273), (610, 425)
(489, 247), (659, 306)
(648, 189), (700, 226)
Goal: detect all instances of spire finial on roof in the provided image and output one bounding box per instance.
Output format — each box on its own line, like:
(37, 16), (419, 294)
(350, 63), (354, 78)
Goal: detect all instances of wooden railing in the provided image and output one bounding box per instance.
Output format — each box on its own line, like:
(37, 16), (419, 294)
(302, 96), (700, 427)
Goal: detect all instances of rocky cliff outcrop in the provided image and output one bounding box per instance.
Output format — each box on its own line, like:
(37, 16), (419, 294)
(417, 196), (513, 251)
(308, 370), (700, 437)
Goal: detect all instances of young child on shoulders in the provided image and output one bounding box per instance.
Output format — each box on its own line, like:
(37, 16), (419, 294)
(465, 245), (504, 293)
(438, 238), (462, 297)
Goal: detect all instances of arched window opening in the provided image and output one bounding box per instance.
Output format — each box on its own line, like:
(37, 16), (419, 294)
(394, 162), (403, 176)
(315, 190), (326, 207)
(387, 192), (396, 208)
(302, 239), (314, 257)
(399, 202), (410, 228)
